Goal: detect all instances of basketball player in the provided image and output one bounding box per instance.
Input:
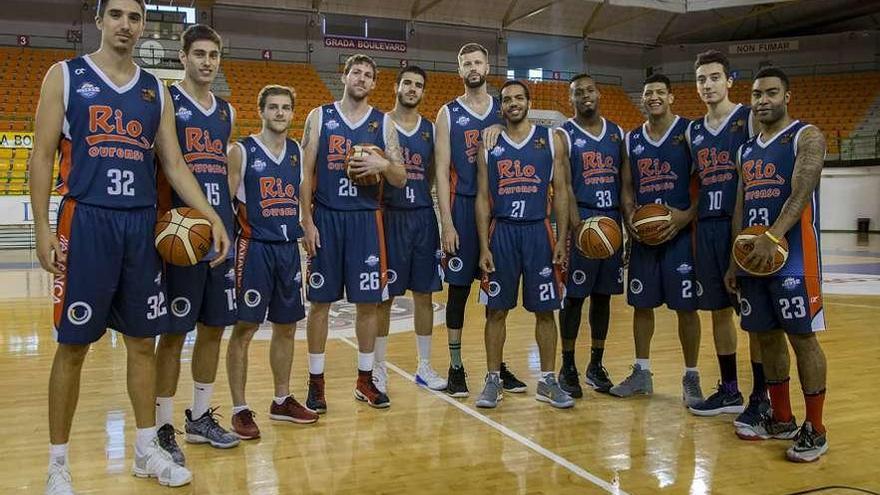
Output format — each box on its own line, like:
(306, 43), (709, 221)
(725, 67), (828, 462)
(474, 80), (572, 409)
(300, 54), (406, 411)
(686, 50), (769, 424)
(612, 74), (704, 406)
(153, 24), (239, 465)
(225, 85), (318, 439)
(374, 66), (447, 393)
(435, 43), (526, 397)
(32, 0), (230, 491)
(556, 73), (625, 397)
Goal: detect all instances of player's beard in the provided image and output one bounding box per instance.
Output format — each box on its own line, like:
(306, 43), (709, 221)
(577, 105), (597, 120)
(505, 109), (527, 124)
(464, 74), (486, 89)
(397, 93), (420, 109)
(346, 86), (369, 102)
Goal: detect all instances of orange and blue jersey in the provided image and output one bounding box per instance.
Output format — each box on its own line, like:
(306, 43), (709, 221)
(560, 117), (624, 210)
(445, 96), (503, 197)
(384, 117), (434, 210)
(485, 125), (555, 223)
(626, 116), (694, 210)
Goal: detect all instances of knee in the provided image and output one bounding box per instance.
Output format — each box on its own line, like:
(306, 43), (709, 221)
(272, 324), (296, 339)
(535, 311), (555, 325)
(196, 325), (226, 341)
(711, 307), (734, 325)
(157, 333), (185, 353)
(356, 303), (378, 318)
(309, 303), (330, 319)
(412, 292), (432, 307)
(590, 293), (610, 307)
(125, 336), (156, 358)
(676, 310), (699, 325)
(231, 322), (259, 341)
(787, 333), (820, 353)
(56, 343), (90, 366)
(486, 309), (507, 325)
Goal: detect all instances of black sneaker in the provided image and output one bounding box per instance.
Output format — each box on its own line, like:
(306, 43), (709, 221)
(736, 409), (799, 441)
(585, 364), (614, 393)
(688, 382), (745, 417)
(786, 421), (828, 462)
(734, 393), (770, 429)
(558, 364), (583, 398)
(500, 362), (527, 393)
(157, 423), (185, 467)
(306, 374), (327, 414)
(446, 366), (469, 398)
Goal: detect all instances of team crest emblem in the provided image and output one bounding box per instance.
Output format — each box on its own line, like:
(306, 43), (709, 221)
(574, 138), (587, 148)
(490, 146), (505, 157)
(780, 133), (793, 145)
(326, 108), (335, 115)
(610, 133), (620, 143)
(76, 82), (100, 99)
(672, 134), (685, 145)
(694, 123), (702, 131)
(176, 106), (193, 122)
(539, 267), (552, 278)
(368, 121), (380, 133)
(676, 263), (693, 275)
(225, 268), (235, 281)
(456, 115), (470, 127)
(290, 154), (298, 166)
(743, 146), (753, 157)
(630, 278), (643, 295)
(533, 137), (547, 150)
(294, 271), (302, 284)
(365, 254), (380, 267)
(219, 108), (229, 121)
(486, 281), (501, 297)
(782, 277), (801, 290)
(421, 130), (431, 142)
(692, 134), (704, 146)
(252, 158), (267, 172)
(141, 88), (156, 102)
(324, 120), (339, 130)
(632, 144), (645, 155)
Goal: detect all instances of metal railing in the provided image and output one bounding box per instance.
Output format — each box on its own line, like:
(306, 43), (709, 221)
(831, 133), (880, 163)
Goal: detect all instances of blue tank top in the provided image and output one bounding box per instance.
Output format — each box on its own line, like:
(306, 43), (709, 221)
(58, 55), (163, 209)
(314, 102), (387, 211)
(560, 117), (624, 210)
(626, 116), (693, 210)
(486, 125), (555, 223)
(738, 120), (821, 277)
(689, 104), (752, 219)
(235, 135), (302, 242)
(384, 116), (434, 210)
(158, 84), (235, 250)
(445, 96), (503, 197)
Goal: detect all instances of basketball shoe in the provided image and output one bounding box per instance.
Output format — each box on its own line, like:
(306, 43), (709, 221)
(734, 393), (771, 430)
(786, 422), (828, 462)
(156, 423), (185, 467)
(446, 365), (469, 398)
(306, 374), (327, 414)
(269, 396), (319, 424)
(46, 461), (74, 495)
(585, 363), (614, 393)
(415, 360), (448, 390)
(355, 370), (391, 408)
(688, 381), (745, 416)
(736, 411), (799, 441)
(536, 374), (575, 408)
(475, 373), (503, 408)
(682, 371), (704, 407)
(558, 363), (583, 398)
(185, 408), (240, 448)
(132, 438), (193, 487)
(230, 409), (260, 440)
(372, 361), (388, 393)
(500, 362), (527, 393)
(609, 364), (653, 397)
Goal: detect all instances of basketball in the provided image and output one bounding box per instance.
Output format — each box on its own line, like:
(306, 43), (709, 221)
(154, 207), (213, 267)
(733, 225), (789, 276)
(632, 203), (672, 246)
(576, 216), (622, 259)
(345, 143), (385, 186)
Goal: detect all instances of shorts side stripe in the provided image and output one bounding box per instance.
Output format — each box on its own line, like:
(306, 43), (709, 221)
(53, 198), (77, 329)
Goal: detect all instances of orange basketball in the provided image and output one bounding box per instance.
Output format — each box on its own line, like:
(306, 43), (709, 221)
(345, 143), (385, 186)
(154, 207), (213, 267)
(733, 225), (789, 276)
(632, 203), (672, 246)
(576, 216), (622, 259)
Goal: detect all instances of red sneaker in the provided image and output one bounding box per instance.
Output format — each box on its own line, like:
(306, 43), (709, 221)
(354, 371), (391, 408)
(306, 373), (327, 414)
(269, 396), (319, 424)
(230, 409), (260, 440)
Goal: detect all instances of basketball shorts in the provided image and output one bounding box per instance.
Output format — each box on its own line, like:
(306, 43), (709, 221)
(306, 206), (389, 304)
(567, 207), (624, 298)
(694, 217), (736, 310)
(235, 238), (305, 325)
(164, 258), (237, 334)
(479, 219), (564, 313)
(627, 227), (698, 311)
(53, 199), (168, 344)
(384, 207), (442, 297)
(737, 275), (826, 335)
(442, 194), (480, 286)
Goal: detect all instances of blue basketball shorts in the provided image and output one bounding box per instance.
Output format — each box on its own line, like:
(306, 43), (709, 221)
(737, 275), (826, 335)
(566, 207), (624, 298)
(626, 227), (698, 311)
(235, 237), (305, 325)
(384, 207), (442, 297)
(164, 258), (237, 333)
(694, 217), (736, 310)
(442, 194), (480, 286)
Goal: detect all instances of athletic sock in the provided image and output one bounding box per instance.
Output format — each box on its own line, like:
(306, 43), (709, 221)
(561, 350), (575, 368)
(374, 336), (388, 364)
(635, 358), (650, 371)
(308, 353), (325, 375)
(718, 353), (739, 393)
(155, 396), (174, 428)
(449, 340), (463, 368)
(416, 334), (432, 362)
(191, 381), (214, 419)
(751, 361), (767, 398)
(767, 378), (794, 423)
(273, 395), (290, 405)
(804, 389), (827, 434)
(589, 346), (605, 368)
(357, 351), (374, 372)
(232, 404), (250, 415)
(541, 371), (554, 381)
(49, 443), (68, 467)
(134, 427), (157, 457)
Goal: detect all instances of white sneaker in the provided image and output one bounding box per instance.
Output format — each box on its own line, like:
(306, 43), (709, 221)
(372, 361), (388, 393)
(46, 462), (75, 495)
(415, 360), (448, 390)
(132, 438), (193, 487)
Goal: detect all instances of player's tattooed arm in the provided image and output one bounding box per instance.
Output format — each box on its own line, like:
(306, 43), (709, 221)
(434, 107), (459, 254)
(31, 62), (66, 275)
(300, 107), (321, 256)
(552, 130), (571, 265)
(475, 142), (494, 273)
(771, 126), (825, 238)
(381, 120), (407, 188)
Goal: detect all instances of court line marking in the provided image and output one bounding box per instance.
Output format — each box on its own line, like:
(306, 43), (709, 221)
(338, 336), (627, 495)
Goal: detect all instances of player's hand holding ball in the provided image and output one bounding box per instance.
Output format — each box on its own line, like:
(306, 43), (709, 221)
(345, 144), (387, 185)
(659, 205), (692, 242)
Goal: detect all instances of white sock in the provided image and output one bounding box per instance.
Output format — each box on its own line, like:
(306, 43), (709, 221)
(541, 371), (554, 381)
(358, 351), (375, 372)
(155, 396), (174, 428)
(374, 336), (388, 363)
(684, 367), (699, 374)
(135, 427), (157, 456)
(191, 381), (214, 419)
(416, 335), (432, 362)
(232, 404), (250, 415)
(308, 353), (325, 375)
(274, 395), (290, 405)
(49, 443), (68, 467)
(488, 371), (500, 380)
(635, 358), (651, 371)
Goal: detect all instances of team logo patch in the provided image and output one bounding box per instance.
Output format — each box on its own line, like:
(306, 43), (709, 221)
(672, 134), (686, 145)
(142, 88), (156, 102)
(219, 108), (229, 121)
(782, 277), (801, 290)
(309, 272), (325, 289)
(632, 144), (645, 155)
(780, 133), (793, 145)
(490, 146), (505, 157)
(539, 266), (552, 278)
(326, 108), (335, 115)
(743, 146), (753, 157)
(386, 269), (398, 285)
(244, 290), (262, 308)
(252, 158), (267, 172)
(533, 137), (547, 149)
(692, 134), (704, 146)
(368, 121), (380, 132)
(487, 281), (501, 297)
(421, 130), (432, 142)
(74, 67), (86, 76)
(572, 269), (586, 285)
(324, 120), (339, 130)
(694, 123), (702, 131)
(290, 154), (298, 166)
(447, 256), (463, 273)
(739, 297), (752, 316)
(676, 263), (693, 275)
(365, 254), (380, 267)
(225, 268), (235, 281)
(171, 297), (191, 318)
(456, 115), (470, 127)
(176, 106), (193, 122)
(630, 278), (644, 295)
(67, 301), (93, 326)
(610, 133), (621, 143)
(76, 82), (100, 99)
(573, 138), (587, 148)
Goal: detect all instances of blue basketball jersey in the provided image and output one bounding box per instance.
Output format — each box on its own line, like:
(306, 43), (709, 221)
(485, 125), (555, 223)
(689, 104), (752, 219)
(626, 116), (693, 210)
(158, 83), (236, 244)
(235, 135), (303, 242)
(314, 102), (387, 211)
(445, 96), (503, 197)
(384, 116), (434, 209)
(738, 120), (821, 278)
(58, 55), (163, 209)
(560, 117), (624, 210)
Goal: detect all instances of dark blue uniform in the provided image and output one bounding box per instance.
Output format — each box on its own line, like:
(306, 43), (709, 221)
(54, 55), (168, 344)
(442, 97), (503, 285)
(307, 103), (389, 303)
(478, 126), (563, 312)
(625, 116), (698, 311)
(560, 118), (625, 297)
(159, 84), (237, 333)
(383, 117), (442, 296)
(736, 120), (825, 334)
(234, 135), (305, 324)
(689, 104), (752, 310)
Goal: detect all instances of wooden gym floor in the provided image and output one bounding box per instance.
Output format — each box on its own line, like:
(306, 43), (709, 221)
(1, 233), (878, 494)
